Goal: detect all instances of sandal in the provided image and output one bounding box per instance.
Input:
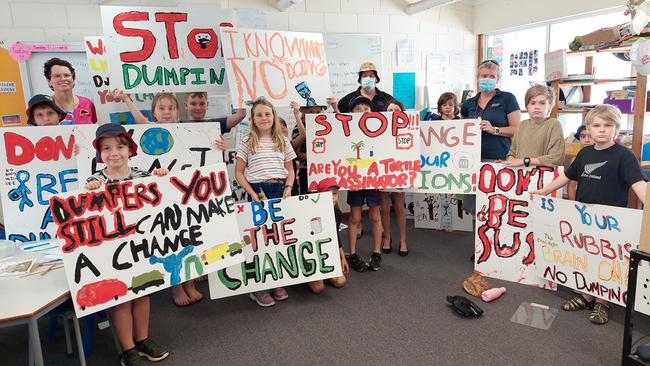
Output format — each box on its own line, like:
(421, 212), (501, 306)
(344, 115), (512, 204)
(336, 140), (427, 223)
(588, 303), (610, 325)
(561, 295), (594, 311)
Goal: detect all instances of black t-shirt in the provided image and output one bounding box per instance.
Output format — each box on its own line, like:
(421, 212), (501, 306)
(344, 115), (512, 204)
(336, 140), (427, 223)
(337, 87), (393, 113)
(565, 143), (646, 207)
(181, 117), (230, 133)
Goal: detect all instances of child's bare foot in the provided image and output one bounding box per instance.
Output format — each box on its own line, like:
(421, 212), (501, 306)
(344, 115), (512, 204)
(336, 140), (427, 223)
(184, 280), (204, 302)
(172, 284), (192, 307)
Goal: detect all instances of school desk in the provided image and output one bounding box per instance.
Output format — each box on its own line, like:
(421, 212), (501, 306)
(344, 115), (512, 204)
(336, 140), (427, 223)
(0, 267), (85, 366)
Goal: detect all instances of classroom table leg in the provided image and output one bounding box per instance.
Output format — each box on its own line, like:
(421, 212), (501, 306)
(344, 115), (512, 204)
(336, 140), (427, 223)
(28, 318), (44, 366)
(72, 315), (86, 366)
(28, 326), (34, 366)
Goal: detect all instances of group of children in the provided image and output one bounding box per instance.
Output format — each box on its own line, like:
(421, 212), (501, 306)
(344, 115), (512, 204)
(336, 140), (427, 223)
(20, 58), (648, 365)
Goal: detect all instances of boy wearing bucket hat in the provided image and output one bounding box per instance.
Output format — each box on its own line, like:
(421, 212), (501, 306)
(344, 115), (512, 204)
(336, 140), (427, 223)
(84, 123), (170, 365)
(26, 94), (67, 126)
(337, 62), (394, 113)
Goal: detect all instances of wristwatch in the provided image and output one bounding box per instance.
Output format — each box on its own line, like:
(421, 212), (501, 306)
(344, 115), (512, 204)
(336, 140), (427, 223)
(523, 157), (531, 167)
(494, 127), (500, 135)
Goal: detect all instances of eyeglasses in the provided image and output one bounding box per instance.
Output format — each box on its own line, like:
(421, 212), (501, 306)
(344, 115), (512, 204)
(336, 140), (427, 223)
(479, 60), (500, 67)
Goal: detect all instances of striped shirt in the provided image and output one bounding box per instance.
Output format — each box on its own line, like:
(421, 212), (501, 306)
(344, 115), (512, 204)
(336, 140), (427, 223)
(237, 136), (296, 183)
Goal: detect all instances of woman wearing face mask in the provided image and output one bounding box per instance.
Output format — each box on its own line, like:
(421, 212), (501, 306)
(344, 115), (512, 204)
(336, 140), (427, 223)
(337, 62), (394, 113)
(460, 60), (521, 161)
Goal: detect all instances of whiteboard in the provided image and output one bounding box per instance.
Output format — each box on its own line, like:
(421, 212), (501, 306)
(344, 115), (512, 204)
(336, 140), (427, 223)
(22, 44), (95, 101)
(324, 33), (383, 99)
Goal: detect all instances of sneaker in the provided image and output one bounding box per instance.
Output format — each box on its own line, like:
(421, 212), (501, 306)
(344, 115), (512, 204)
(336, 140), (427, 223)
(249, 291), (276, 307)
(271, 287), (288, 301)
(121, 348), (147, 366)
(135, 338), (169, 362)
(347, 253), (367, 272)
(367, 252), (382, 271)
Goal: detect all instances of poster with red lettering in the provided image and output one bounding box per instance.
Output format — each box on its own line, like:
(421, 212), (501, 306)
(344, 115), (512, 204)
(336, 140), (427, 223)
(100, 6), (233, 93)
(415, 119), (481, 194)
(532, 196), (650, 314)
(51, 164), (243, 317)
(0, 126), (78, 242)
(220, 27), (333, 108)
(208, 192), (342, 298)
(73, 123), (223, 181)
(474, 163), (560, 288)
(306, 111), (421, 191)
(84, 36), (154, 124)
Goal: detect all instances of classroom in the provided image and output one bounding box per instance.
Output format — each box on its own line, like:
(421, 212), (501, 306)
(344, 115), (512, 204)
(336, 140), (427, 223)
(1, 0), (650, 365)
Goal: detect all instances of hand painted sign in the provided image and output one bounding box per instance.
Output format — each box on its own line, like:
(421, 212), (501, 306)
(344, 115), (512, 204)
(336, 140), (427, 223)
(100, 6), (232, 93)
(84, 36), (154, 124)
(208, 193), (342, 298)
(414, 119), (481, 194)
(414, 193), (473, 232)
(52, 164), (243, 316)
(306, 111), (421, 191)
(0, 126), (78, 242)
(74, 123), (223, 179)
(220, 27), (333, 108)
(223, 148), (248, 203)
(532, 196), (650, 314)
(474, 163), (560, 288)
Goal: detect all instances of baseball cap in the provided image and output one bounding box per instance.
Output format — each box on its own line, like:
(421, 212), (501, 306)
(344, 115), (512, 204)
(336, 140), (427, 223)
(348, 95), (372, 112)
(317, 177), (339, 192)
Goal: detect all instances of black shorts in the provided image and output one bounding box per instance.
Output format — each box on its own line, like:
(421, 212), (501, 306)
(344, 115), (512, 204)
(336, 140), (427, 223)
(346, 189), (381, 207)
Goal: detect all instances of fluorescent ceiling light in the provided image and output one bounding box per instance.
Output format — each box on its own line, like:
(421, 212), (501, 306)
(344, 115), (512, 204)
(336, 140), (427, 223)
(276, 0), (305, 11)
(405, 0), (460, 15)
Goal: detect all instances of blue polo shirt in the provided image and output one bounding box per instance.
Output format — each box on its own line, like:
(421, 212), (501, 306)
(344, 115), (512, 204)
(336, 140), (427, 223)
(461, 89), (519, 160)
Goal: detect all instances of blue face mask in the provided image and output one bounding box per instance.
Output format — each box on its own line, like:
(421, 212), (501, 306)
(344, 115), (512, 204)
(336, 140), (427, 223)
(361, 77), (376, 91)
(478, 78), (497, 92)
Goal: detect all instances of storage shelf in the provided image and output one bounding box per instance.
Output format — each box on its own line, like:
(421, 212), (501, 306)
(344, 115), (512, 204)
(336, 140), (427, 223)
(558, 77), (636, 86)
(567, 45), (631, 56)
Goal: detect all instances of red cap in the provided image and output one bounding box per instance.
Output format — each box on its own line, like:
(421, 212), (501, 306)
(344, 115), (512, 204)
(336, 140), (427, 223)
(317, 177), (339, 192)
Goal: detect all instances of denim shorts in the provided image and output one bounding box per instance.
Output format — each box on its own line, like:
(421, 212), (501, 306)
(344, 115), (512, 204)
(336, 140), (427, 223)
(249, 180), (286, 200)
(347, 189), (381, 207)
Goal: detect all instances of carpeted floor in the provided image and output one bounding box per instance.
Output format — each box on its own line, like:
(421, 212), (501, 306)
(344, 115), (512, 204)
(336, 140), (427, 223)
(1, 216), (649, 365)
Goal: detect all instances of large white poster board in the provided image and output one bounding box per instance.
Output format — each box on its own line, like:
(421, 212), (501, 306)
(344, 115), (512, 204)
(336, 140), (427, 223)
(209, 193), (342, 298)
(52, 164), (243, 316)
(415, 119), (481, 194)
(0, 126), (78, 242)
(220, 27), (333, 108)
(306, 111), (421, 191)
(474, 163), (560, 288)
(74, 123), (222, 179)
(84, 36), (154, 124)
(532, 196), (650, 314)
(100, 6), (233, 93)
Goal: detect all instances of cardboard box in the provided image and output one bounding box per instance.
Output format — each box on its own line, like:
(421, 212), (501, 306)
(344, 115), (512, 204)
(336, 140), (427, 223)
(579, 23), (633, 46)
(544, 49), (567, 81)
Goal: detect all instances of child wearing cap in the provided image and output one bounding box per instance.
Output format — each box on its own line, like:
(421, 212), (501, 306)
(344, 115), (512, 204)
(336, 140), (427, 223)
(345, 96), (383, 272)
(308, 178), (348, 293)
(26, 94), (67, 126)
(84, 123), (170, 366)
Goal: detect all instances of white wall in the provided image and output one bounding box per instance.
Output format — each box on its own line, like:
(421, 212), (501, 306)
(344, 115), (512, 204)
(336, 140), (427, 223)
(0, 0), (476, 109)
(473, 0), (625, 34)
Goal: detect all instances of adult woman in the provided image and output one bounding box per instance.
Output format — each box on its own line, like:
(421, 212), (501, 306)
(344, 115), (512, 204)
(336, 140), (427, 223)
(44, 58), (97, 124)
(460, 60), (520, 160)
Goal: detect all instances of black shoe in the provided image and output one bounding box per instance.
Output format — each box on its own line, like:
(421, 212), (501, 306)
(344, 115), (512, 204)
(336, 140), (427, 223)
(121, 348), (147, 366)
(135, 338), (169, 362)
(347, 253), (367, 272)
(399, 249), (409, 257)
(382, 238), (392, 254)
(367, 252), (382, 271)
